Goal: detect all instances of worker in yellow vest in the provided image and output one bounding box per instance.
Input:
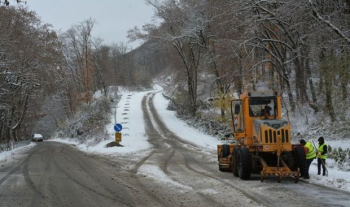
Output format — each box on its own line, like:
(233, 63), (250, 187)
(317, 137), (328, 176)
(300, 139), (316, 179)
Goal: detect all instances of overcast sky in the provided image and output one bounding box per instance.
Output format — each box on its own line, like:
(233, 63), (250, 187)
(26, 0), (155, 49)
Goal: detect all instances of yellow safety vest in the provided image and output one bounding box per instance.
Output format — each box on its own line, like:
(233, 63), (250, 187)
(318, 143), (327, 159)
(305, 142), (316, 159)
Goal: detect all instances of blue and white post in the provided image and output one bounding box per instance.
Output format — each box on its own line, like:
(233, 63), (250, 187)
(114, 123), (123, 144)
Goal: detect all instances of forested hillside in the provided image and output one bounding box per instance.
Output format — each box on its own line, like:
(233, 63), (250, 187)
(1, 0), (349, 143)
(129, 0), (350, 138)
(0, 5), (164, 141)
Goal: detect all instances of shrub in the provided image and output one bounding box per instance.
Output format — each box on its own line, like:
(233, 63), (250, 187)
(327, 146), (350, 171)
(59, 97), (112, 146)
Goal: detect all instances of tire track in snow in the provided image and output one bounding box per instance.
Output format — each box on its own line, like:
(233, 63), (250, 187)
(127, 92), (168, 207)
(141, 92), (231, 207)
(146, 92), (274, 207)
(146, 91), (350, 207)
(52, 152), (131, 206)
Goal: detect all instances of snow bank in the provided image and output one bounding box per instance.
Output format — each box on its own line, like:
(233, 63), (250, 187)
(152, 92), (220, 150)
(309, 158), (350, 191)
(0, 142), (36, 163)
(51, 85), (350, 193)
(52, 89), (152, 155)
(137, 164), (193, 191)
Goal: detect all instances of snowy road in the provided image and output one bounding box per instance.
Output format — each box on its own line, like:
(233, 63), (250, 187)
(137, 91), (350, 207)
(0, 90), (349, 207)
(0, 142), (140, 206)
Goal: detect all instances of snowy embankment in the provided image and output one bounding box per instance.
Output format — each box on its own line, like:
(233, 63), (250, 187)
(152, 92), (219, 150)
(8, 85), (350, 192)
(0, 143), (37, 164)
(308, 140), (350, 192)
(51, 89), (152, 158)
(51, 85), (219, 154)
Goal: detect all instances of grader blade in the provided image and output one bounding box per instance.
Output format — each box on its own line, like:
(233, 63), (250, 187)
(259, 157), (300, 183)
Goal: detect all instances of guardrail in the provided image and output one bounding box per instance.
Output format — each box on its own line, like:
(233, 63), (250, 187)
(0, 140), (31, 153)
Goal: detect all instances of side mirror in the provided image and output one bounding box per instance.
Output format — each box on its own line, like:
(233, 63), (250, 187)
(234, 103), (240, 115)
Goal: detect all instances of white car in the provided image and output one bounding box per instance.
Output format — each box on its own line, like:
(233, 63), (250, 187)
(32, 134), (44, 142)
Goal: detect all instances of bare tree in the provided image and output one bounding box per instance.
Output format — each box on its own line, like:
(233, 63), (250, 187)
(0, 6), (62, 141)
(129, 0), (207, 115)
(60, 19), (96, 106)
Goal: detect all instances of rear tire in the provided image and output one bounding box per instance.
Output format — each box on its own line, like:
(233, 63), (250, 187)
(222, 144), (230, 157)
(237, 147), (252, 180)
(232, 148), (239, 177)
(293, 147), (307, 177)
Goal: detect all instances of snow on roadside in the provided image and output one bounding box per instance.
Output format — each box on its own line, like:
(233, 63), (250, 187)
(141, 87), (350, 192)
(52, 85), (350, 193)
(52, 89), (152, 157)
(323, 139), (350, 150)
(289, 137), (350, 191)
(0, 142), (36, 163)
(305, 138), (350, 191)
(84, 90), (152, 154)
(137, 164), (193, 192)
(54, 85), (219, 154)
(309, 159), (350, 191)
(152, 91), (220, 151)
(201, 189), (219, 195)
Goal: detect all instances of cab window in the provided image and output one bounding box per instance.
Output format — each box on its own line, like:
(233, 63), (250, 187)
(249, 97), (277, 118)
(231, 100), (244, 132)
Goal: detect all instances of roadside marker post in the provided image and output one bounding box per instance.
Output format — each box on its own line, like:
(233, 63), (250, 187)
(115, 132), (122, 143)
(114, 124), (123, 144)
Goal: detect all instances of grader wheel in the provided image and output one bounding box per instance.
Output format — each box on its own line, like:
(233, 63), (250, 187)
(294, 174), (299, 183)
(237, 147), (252, 180)
(278, 175), (282, 183)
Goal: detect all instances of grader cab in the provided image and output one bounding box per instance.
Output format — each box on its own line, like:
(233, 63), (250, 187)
(217, 91), (306, 182)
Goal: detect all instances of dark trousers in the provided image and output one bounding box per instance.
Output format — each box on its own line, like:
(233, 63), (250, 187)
(318, 158), (326, 175)
(305, 158), (314, 178)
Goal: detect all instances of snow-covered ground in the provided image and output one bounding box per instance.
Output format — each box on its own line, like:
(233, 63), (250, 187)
(0, 143), (37, 165)
(50, 85), (219, 154)
(308, 139), (350, 192)
(2, 85), (349, 192)
(152, 91), (219, 150)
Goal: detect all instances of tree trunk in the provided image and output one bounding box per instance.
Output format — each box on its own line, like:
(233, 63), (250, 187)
(325, 78), (336, 122)
(303, 46), (318, 112)
(173, 41), (199, 117)
(187, 73), (197, 116)
(341, 75), (348, 101)
(210, 43), (226, 118)
(318, 75), (324, 94)
(0, 123), (3, 141)
(294, 54), (309, 103)
(341, 57), (349, 100)
(286, 80), (296, 112)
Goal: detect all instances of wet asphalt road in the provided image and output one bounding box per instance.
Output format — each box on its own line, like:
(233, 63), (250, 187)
(0, 91), (349, 207)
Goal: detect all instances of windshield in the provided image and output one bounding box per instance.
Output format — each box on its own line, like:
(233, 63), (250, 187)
(249, 97), (277, 118)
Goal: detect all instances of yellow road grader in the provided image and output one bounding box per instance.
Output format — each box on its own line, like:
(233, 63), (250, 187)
(217, 91), (306, 182)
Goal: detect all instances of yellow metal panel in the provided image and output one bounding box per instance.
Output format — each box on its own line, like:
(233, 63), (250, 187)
(115, 132), (122, 142)
(260, 124), (292, 152)
(244, 97), (253, 145)
(217, 145), (222, 157)
(276, 96), (282, 119)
